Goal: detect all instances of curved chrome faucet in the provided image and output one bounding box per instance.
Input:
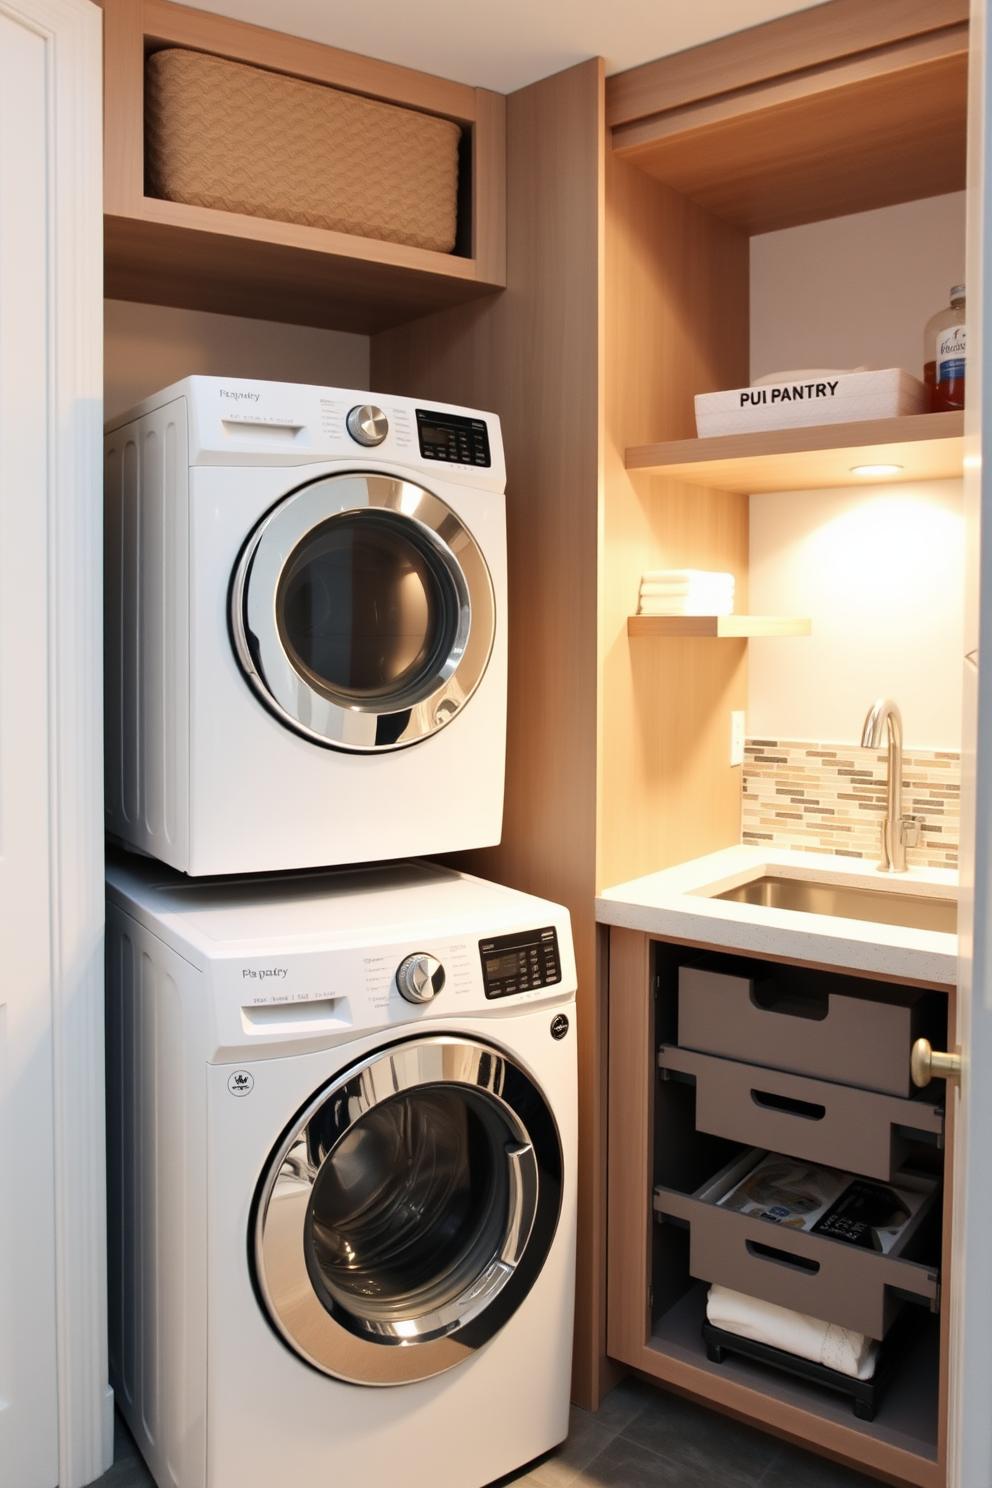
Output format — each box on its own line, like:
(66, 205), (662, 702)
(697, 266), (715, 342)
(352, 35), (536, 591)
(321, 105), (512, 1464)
(861, 698), (916, 872)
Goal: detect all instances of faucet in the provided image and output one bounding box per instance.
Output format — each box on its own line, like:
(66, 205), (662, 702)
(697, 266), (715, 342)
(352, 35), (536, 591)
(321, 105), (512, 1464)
(860, 698), (920, 872)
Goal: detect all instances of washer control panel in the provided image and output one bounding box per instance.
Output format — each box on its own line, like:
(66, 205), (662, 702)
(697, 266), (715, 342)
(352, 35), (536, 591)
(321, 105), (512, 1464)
(396, 952), (446, 1004)
(416, 407), (491, 467)
(479, 927), (561, 1000)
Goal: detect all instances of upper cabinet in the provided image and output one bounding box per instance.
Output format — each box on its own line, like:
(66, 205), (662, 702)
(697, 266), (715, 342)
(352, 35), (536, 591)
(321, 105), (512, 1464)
(96, 0), (507, 332)
(606, 0), (967, 234)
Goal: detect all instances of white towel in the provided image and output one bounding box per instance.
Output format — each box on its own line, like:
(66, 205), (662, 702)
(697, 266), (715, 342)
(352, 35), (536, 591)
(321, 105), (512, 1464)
(637, 569), (735, 616)
(641, 569), (735, 585)
(706, 1285), (880, 1380)
(638, 596), (735, 616)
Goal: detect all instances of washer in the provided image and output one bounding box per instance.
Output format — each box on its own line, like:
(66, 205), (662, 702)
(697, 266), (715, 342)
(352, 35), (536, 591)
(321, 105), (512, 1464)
(105, 853), (577, 1488)
(104, 377), (507, 875)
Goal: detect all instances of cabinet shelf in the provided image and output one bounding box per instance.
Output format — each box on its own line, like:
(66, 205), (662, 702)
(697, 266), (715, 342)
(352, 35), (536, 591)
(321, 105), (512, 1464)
(98, 0), (507, 334)
(625, 412), (964, 495)
(628, 614), (810, 638)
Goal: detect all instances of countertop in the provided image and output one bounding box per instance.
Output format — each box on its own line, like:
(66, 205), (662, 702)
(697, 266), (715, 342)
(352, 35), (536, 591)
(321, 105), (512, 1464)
(596, 846), (958, 986)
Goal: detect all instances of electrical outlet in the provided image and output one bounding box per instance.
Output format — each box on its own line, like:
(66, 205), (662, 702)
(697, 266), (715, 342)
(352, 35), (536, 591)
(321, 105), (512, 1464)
(730, 711), (745, 767)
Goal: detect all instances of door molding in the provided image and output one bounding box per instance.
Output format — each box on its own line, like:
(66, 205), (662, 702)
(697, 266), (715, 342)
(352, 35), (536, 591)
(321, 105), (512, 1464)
(0, 0), (109, 1482)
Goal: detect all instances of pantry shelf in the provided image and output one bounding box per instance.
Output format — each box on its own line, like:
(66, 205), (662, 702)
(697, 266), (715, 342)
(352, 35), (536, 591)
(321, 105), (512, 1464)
(627, 615), (811, 638)
(625, 411), (964, 494)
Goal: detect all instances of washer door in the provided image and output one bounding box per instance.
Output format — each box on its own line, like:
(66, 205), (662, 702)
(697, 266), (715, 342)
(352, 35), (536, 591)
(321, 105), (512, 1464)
(252, 1036), (563, 1385)
(230, 473), (496, 751)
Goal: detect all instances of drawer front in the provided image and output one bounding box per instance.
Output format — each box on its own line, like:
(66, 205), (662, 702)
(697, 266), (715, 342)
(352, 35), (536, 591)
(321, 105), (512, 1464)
(655, 1171), (940, 1341)
(658, 1046), (944, 1182)
(678, 966), (928, 1096)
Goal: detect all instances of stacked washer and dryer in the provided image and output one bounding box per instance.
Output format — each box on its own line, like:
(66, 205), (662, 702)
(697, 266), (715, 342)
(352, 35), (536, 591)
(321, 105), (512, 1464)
(103, 378), (578, 1488)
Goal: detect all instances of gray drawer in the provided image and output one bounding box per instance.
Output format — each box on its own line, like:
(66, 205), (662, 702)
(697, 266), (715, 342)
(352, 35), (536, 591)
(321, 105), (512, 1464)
(678, 964), (942, 1097)
(654, 1149), (940, 1340)
(658, 1046), (944, 1182)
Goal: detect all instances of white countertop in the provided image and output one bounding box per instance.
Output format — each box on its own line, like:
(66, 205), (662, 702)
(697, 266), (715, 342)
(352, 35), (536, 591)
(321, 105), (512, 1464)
(596, 846), (958, 985)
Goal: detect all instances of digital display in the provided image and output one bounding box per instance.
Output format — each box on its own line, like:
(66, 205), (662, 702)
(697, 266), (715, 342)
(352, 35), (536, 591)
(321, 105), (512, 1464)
(479, 927), (561, 1000)
(416, 408), (491, 467)
(486, 952), (524, 978)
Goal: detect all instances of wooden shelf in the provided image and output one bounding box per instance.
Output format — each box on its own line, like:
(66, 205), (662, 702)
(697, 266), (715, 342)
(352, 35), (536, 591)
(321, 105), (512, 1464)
(98, 0), (507, 333)
(628, 614), (810, 638)
(625, 412), (964, 494)
(607, 1), (967, 234)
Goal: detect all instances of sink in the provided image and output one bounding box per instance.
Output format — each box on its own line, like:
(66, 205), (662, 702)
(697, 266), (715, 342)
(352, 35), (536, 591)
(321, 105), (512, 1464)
(710, 875), (957, 934)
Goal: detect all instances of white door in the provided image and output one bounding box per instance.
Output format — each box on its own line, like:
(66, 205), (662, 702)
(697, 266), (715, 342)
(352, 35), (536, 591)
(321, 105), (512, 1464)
(951, 1), (992, 1483)
(0, 1), (107, 1484)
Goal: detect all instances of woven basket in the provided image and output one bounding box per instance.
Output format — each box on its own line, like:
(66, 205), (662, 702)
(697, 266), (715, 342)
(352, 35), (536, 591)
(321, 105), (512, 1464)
(145, 48), (461, 254)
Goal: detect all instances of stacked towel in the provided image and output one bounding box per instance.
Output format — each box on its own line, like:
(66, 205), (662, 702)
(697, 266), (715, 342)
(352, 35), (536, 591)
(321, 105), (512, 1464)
(706, 1285), (880, 1380)
(637, 569), (735, 616)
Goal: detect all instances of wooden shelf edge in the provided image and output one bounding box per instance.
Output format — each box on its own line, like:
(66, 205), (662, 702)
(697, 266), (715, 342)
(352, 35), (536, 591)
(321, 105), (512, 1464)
(625, 412), (965, 494)
(628, 615), (810, 638)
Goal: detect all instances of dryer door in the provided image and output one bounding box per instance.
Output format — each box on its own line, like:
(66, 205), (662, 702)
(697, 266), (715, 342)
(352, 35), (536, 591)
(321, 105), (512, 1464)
(252, 1036), (563, 1385)
(230, 473), (496, 750)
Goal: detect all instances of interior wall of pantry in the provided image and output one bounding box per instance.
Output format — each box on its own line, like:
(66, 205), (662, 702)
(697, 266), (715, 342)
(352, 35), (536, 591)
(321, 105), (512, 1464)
(747, 192), (967, 752)
(104, 299), (370, 421)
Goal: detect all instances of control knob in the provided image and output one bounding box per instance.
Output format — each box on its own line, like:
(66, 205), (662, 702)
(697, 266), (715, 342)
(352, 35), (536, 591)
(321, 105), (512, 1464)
(396, 953), (446, 1004)
(346, 404), (389, 447)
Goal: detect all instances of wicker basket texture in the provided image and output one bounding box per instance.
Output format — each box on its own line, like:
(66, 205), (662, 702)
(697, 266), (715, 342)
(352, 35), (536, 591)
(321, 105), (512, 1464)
(145, 48), (461, 253)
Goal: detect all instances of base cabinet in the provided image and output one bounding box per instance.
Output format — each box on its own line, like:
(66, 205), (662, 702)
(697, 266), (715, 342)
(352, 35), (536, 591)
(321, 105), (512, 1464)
(606, 927), (955, 1488)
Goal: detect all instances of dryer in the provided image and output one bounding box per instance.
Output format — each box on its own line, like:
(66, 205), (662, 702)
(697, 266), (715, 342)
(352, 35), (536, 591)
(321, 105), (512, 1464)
(104, 377), (507, 875)
(105, 854), (577, 1488)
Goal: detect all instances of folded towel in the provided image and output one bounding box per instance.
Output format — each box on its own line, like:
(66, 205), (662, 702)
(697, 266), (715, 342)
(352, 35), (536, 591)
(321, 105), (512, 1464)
(639, 582), (735, 597)
(641, 569), (735, 585)
(706, 1285), (880, 1380)
(638, 595), (735, 616)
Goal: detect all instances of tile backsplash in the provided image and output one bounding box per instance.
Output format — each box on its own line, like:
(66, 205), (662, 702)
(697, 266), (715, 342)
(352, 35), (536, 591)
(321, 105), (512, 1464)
(742, 738), (960, 869)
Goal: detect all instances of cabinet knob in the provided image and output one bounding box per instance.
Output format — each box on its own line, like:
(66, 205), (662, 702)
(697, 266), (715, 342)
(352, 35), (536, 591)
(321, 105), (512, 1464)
(911, 1037), (962, 1087)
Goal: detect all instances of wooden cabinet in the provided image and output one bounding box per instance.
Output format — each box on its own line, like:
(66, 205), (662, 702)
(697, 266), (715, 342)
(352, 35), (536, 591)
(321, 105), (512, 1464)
(608, 928), (955, 1486)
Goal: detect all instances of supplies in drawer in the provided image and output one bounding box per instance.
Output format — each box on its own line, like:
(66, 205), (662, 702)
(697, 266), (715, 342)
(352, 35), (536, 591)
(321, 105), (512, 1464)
(145, 49), (462, 253)
(717, 1152), (939, 1256)
(694, 367), (928, 438)
(654, 1147), (941, 1338)
(706, 1284), (879, 1380)
(636, 569), (735, 616)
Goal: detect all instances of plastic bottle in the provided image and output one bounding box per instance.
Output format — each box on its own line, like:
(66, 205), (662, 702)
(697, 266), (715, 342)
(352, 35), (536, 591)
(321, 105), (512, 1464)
(924, 285), (966, 411)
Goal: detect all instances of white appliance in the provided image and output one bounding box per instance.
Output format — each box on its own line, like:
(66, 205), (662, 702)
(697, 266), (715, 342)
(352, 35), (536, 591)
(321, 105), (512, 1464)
(105, 854), (577, 1488)
(104, 377), (507, 875)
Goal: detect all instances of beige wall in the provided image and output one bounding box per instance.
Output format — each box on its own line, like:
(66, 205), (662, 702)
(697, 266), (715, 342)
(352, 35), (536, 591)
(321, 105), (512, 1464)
(750, 191), (967, 383)
(104, 299), (370, 420)
(748, 194), (967, 752)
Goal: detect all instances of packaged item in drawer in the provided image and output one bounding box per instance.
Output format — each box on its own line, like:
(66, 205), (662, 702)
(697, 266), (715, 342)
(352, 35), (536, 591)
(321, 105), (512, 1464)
(718, 1153), (938, 1256)
(717, 1155), (846, 1229)
(694, 368), (927, 437)
(145, 49), (461, 254)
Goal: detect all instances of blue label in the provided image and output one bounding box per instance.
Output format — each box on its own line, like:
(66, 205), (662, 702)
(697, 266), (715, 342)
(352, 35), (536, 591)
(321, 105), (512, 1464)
(938, 358), (965, 383)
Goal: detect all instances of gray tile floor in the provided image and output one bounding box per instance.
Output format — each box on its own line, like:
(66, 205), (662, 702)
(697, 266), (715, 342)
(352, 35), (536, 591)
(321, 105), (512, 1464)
(91, 1379), (876, 1488)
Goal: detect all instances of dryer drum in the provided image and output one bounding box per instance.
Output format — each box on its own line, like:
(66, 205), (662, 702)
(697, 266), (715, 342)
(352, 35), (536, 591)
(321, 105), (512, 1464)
(230, 473), (496, 751)
(252, 1035), (563, 1385)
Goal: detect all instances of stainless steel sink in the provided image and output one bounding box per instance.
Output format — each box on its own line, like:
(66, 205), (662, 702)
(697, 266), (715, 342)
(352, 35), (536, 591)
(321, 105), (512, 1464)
(711, 875), (957, 934)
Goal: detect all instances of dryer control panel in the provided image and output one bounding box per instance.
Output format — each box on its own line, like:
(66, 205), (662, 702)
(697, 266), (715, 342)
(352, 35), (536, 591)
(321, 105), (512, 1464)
(480, 927), (561, 1000)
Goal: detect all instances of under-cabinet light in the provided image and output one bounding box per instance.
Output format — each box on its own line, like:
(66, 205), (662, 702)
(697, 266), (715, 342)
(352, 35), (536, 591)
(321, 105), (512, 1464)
(849, 463), (903, 477)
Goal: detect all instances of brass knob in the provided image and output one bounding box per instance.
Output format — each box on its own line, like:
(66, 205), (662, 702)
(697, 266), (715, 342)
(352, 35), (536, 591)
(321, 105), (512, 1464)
(911, 1037), (962, 1087)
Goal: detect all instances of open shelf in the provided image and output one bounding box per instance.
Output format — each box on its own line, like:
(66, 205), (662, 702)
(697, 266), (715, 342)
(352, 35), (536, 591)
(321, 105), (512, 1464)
(625, 411), (964, 494)
(99, 0), (507, 333)
(627, 615), (810, 638)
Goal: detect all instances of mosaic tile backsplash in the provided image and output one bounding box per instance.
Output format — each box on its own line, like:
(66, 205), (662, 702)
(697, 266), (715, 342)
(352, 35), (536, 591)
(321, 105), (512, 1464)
(742, 739), (960, 869)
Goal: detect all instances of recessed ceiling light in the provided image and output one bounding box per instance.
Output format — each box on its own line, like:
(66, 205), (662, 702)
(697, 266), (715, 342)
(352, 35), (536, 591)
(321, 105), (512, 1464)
(849, 463), (903, 477)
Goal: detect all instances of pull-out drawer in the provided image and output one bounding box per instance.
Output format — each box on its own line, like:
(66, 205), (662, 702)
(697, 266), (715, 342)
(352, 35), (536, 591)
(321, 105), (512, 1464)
(658, 1046), (944, 1182)
(654, 1150), (940, 1340)
(678, 963), (943, 1097)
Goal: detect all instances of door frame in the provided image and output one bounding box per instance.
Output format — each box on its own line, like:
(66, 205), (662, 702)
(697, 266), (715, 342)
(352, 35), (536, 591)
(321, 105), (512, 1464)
(0, 0), (109, 1482)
